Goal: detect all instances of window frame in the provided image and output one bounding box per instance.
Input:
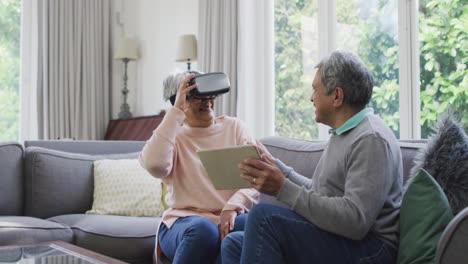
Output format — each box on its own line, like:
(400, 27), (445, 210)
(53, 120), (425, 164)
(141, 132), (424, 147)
(304, 0), (422, 140)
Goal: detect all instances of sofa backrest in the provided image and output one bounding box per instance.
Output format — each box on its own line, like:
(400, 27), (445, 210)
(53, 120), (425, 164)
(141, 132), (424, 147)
(23, 142), (144, 219)
(0, 142), (24, 216)
(24, 140), (146, 155)
(261, 136), (427, 184)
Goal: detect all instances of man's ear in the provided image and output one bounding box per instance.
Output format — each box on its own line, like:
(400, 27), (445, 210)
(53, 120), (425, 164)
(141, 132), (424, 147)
(333, 87), (345, 107)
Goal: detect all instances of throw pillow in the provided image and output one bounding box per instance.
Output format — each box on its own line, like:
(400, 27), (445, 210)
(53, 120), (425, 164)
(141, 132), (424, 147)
(409, 112), (468, 214)
(397, 169), (453, 264)
(87, 159), (165, 217)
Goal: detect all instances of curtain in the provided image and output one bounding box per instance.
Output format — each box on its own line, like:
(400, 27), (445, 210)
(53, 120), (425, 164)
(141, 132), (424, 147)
(198, 0), (238, 117)
(22, 0), (111, 140)
(237, 0), (275, 138)
(20, 0), (39, 141)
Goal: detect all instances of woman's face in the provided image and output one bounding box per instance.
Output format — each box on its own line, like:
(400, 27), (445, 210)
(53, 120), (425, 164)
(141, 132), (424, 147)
(184, 96), (216, 127)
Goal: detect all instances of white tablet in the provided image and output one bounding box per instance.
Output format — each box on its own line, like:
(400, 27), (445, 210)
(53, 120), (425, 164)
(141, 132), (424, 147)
(197, 145), (261, 190)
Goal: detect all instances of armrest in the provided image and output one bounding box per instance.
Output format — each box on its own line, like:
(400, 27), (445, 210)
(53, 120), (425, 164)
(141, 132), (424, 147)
(436, 207), (468, 264)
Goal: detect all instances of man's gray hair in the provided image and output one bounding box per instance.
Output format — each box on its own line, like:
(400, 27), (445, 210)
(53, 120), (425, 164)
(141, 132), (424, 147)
(315, 51), (373, 108)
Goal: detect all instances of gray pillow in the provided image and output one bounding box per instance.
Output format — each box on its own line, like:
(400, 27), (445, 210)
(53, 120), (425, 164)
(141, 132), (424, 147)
(409, 112), (468, 214)
(24, 147), (140, 219)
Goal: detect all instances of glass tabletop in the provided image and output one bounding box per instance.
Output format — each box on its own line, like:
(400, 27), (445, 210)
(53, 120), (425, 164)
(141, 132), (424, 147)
(0, 244), (100, 264)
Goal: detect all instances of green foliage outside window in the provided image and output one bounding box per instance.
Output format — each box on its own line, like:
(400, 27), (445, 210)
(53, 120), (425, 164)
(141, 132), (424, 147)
(275, 0), (467, 140)
(0, 0), (20, 141)
(419, 0), (468, 136)
(274, 0), (318, 140)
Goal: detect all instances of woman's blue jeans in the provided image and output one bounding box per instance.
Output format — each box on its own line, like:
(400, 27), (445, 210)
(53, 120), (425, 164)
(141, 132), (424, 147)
(221, 204), (397, 264)
(158, 214), (247, 264)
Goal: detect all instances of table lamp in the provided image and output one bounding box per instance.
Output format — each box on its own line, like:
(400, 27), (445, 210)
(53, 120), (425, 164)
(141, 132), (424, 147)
(175, 34), (197, 71)
(114, 38), (139, 119)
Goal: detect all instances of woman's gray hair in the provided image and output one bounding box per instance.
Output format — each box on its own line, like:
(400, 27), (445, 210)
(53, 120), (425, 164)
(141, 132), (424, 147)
(315, 51), (373, 108)
(163, 72), (190, 102)
(163, 71), (203, 104)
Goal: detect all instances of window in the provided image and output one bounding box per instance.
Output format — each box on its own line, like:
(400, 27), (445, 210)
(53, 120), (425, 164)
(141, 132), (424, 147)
(274, 0), (319, 140)
(274, 0), (467, 140)
(336, 0), (399, 135)
(418, 0), (467, 137)
(0, 0), (20, 141)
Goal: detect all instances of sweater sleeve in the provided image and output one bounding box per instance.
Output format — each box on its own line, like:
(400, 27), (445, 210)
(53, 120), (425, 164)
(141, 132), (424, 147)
(275, 158), (313, 188)
(139, 107), (185, 178)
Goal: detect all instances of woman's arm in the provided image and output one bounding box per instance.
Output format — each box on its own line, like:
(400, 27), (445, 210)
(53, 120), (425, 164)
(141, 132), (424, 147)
(139, 107), (185, 178)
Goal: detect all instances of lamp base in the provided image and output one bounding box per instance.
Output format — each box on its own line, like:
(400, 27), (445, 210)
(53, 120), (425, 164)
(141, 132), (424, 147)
(118, 103), (132, 119)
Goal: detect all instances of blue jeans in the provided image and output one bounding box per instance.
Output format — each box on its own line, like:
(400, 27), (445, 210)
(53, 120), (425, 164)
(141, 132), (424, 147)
(221, 204), (397, 264)
(159, 214), (247, 264)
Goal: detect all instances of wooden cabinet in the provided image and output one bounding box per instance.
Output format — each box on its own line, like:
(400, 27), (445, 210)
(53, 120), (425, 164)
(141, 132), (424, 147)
(104, 111), (165, 141)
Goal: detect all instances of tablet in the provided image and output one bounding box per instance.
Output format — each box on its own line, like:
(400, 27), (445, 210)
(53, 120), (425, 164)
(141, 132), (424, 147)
(197, 145), (261, 190)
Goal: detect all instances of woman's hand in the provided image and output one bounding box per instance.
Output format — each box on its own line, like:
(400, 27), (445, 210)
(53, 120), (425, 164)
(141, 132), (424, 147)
(218, 210), (237, 241)
(174, 74), (197, 112)
(254, 139), (274, 160)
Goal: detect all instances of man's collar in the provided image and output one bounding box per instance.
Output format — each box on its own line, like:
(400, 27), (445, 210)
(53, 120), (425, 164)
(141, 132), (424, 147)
(329, 108), (374, 135)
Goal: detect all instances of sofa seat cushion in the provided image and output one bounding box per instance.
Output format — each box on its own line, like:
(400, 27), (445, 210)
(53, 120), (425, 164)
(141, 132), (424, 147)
(0, 216), (73, 246)
(49, 214), (161, 263)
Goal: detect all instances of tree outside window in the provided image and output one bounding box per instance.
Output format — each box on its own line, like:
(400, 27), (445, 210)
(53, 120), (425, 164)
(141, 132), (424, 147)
(419, 0), (468, 137)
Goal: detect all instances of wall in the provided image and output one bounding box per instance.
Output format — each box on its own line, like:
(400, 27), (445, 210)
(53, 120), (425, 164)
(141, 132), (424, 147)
(112, 0), (199, 119)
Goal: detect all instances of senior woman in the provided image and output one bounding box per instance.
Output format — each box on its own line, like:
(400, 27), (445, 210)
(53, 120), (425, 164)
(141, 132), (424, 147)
(139, 71), (258, 264)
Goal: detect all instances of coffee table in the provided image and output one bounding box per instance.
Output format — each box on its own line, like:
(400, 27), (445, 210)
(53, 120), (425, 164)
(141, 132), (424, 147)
(0, 241), (127, 264)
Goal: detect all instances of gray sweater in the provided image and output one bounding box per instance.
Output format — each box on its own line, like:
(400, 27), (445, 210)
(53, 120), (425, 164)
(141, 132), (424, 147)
(276, 114), (403, 249)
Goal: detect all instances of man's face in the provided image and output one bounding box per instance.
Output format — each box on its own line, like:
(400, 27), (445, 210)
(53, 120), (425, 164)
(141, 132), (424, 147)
(310, 70), (335, 126)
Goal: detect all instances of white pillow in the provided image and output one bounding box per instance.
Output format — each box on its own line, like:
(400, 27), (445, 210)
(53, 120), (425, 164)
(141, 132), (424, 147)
(87, 159), (165, 217)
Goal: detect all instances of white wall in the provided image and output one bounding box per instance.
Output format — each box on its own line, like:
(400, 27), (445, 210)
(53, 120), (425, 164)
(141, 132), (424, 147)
(112, 0), (199, 119)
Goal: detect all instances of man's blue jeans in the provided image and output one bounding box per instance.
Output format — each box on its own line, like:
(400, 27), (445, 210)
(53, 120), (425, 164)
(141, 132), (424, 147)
(159, 214), (247, 264)
(221, 204), (397, 264)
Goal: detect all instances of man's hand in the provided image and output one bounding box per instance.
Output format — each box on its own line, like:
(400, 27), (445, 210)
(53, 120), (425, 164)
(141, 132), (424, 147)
(239, 154), (286, 196)
(174, 74), (197, 112)
(218, 210), (237, 241)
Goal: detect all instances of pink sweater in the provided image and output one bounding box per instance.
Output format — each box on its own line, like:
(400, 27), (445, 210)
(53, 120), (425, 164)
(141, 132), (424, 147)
(139, 107), (259, 228)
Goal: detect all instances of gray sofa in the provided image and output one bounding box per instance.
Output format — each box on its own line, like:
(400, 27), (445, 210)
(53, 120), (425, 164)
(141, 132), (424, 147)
(0, 137), (466, 264)
(0, 140), (155, 264)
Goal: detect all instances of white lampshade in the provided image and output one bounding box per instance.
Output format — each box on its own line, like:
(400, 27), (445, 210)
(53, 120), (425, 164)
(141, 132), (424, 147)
(175, 34), (197, 62)
(114, 38), (139, 60)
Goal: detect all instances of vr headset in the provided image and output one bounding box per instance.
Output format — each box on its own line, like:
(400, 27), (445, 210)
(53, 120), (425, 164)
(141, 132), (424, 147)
(188, 72), (230, 98)
(169, 72), (230, 105)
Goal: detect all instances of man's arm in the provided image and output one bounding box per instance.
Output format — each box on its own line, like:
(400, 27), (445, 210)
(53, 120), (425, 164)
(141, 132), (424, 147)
(275, 159), (313, 188)
(276, 136), (393, 240)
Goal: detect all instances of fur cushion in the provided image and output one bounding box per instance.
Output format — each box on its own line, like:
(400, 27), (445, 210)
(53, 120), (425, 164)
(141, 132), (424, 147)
(409, 112), (468, 214)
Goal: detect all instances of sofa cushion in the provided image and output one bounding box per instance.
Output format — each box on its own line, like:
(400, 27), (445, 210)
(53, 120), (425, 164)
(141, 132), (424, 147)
(87, 159), (165, 217)
(49, 214), (160, 263)
(0, 142), (23, 216)
(0, 216), (73, 246)
(24, 147), (139, 219)
(397, 169), (453, 264)
(409, 113), (468, 214)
